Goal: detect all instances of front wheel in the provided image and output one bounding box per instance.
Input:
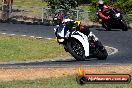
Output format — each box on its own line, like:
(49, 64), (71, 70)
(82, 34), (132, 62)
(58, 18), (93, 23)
(66, 38), (85, 61)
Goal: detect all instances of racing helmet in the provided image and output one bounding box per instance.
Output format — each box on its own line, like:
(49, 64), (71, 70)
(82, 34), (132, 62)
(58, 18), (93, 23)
(54, 12), (64, 25)
(98, 0), (105, 9)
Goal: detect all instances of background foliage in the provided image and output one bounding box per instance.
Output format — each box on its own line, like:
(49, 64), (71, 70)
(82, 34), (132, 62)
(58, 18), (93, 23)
(46, 0), (78, 10)
(46, 0), (132, 13)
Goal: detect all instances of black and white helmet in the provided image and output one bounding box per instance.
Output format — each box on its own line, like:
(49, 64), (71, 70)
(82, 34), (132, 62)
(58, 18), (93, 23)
(98, 0), (105, 9)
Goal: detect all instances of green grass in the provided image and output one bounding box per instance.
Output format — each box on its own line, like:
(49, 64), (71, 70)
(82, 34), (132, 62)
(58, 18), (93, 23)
(0, 75), (131, 88)
(13, 0), (47, 7)
(0, 34), (69, 62)
(80, 5), (96, 11)
(0, 0), (47, 7)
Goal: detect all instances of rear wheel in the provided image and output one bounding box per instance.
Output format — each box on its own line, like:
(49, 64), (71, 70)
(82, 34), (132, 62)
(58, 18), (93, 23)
(120, 20), (128, 31)
(95, 41), (108, 60)
(96, 48), (108, 60)
(66, 38), (85, 61)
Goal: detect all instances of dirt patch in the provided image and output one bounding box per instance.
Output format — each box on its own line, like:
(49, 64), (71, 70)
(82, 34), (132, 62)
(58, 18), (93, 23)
(81, 20), (99, 27)
(0, 65), (132, 81)
(0, 68), (76, 81)
(129, 23), (132, 28)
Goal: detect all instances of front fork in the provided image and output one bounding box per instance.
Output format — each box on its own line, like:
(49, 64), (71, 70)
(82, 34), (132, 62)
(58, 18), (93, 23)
(88, 32), (98, 42)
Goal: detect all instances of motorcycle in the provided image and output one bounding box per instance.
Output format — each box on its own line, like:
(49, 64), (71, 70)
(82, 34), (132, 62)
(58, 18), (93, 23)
(102, 8), (128, 31)
(54, 19), (108, 61)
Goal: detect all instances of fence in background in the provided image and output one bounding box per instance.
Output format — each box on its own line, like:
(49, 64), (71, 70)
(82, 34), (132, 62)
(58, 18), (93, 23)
(10, 5), (42, 23)
(0, 5), (131, 25)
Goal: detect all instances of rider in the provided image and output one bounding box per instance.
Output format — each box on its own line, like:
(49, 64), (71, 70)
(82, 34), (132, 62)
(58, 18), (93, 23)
(53, 11), (98, 43)
(53, 12), (88, 36)
(97, 0), (109, 24)
(53, 11), (64, 25)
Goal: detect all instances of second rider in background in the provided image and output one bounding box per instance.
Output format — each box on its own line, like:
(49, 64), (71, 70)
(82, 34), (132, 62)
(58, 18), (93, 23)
(97, 0), (114, 30)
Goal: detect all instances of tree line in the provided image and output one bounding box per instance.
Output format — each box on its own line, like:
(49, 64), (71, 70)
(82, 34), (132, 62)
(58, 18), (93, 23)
(45, 0), (132, 13)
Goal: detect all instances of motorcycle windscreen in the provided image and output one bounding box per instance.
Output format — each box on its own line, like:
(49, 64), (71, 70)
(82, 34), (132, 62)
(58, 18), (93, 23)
(57, 25), (66, 38)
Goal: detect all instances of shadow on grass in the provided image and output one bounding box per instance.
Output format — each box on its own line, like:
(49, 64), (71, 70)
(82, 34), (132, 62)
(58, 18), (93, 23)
(0, 17), (55, 26)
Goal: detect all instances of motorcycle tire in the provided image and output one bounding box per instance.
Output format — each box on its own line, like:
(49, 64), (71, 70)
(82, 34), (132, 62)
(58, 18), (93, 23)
(66, 38), (86, 61)
(95, 41), (108, 60)
(96, 48), (108, 60)
(120, 20), (128, 31)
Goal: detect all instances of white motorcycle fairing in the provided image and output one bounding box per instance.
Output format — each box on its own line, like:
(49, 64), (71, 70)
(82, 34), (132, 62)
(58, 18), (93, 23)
(71, 31), (89, 57)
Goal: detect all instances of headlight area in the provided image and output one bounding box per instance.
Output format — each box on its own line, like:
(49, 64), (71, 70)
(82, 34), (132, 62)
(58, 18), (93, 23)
(115, 13), (121, 17)
(57, 38), (65, 43)
(56, 36), (65, 44)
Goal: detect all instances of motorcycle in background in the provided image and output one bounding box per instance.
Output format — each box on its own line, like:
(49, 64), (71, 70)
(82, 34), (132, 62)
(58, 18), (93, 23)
(102, 8), (128, 31)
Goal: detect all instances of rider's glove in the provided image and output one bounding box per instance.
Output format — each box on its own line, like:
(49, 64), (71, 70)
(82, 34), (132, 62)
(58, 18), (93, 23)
(105, 17), (109, 20)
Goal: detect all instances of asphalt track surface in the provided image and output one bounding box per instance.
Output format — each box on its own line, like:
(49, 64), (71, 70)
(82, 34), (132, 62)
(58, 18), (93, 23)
(0, 23), (132, 68)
